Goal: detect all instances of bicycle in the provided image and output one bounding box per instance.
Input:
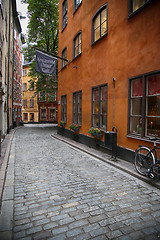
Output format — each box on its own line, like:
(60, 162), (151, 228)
(135, 137), (160, 181)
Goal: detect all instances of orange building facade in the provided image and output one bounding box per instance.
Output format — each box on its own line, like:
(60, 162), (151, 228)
(58, 0), (160, 161)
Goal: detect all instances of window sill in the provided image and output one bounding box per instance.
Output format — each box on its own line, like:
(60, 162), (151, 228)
(72, 53), (82, 61)
(73, 2), (82, 15)
(91, 33), (108, 47)
(128, 0), (154, 19)
(127, 134), (160, 144)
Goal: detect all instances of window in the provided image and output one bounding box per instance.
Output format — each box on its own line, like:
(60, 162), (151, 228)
(41, 108), (46, 119)
(92, 4), (108, 44)
(30, 99), (34, 108)
(23, 69), (27, 76)
(23, 99), (27, 108)
(128, 72), (160, 138)
(61, 95), (67, 122)
(48, 92), (56, 102)
(23, 83), (27, 91)
(92, 84), (108, 130)
(50, 108), (56, 120)
(128, 0), (152, 16)
(73, 32), (82, 59)
(39, 91), (46, 102)
(23, 113), (28, 121)
(30, 113), (34, 121)
(61, 48), (67, 69)
(62, 0), (68, 31)
(73, 91), (82, 125)
(74, 0), (82, 12)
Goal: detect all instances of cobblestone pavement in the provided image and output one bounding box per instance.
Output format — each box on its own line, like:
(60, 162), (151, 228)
(12, 127), (160, 240)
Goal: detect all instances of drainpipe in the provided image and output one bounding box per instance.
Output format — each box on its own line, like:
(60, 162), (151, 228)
(113, 78), (116, 128)
(7, 0), (11, 133)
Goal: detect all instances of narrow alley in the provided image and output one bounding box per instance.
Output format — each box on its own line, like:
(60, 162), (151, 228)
(0, 126), (160, 240)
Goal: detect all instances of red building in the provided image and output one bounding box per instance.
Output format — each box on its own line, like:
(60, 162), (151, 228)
(37, 91), (58, 123)
(13, 15), (23, 126)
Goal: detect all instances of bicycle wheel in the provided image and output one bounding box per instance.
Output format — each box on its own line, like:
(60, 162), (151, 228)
(152, 163), (160, 180)
(135, 147), (155, 176)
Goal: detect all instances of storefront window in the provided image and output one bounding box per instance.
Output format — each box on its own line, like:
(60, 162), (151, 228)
(128, 72), (160, 138)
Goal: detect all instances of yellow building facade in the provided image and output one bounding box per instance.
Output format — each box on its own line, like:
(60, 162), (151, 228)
(22, 63), (39, 123)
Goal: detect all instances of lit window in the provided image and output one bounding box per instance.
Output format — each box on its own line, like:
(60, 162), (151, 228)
(73, 32), (82, 58)
(92, 4), (108, 44)
(128, 0), (152, 16)
(128, 72), (160, 137)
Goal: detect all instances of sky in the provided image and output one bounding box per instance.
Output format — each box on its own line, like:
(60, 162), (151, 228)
(16, 0), (29, 36)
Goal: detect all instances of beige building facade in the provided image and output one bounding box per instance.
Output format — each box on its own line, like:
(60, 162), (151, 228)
(22, 63), (39, 123)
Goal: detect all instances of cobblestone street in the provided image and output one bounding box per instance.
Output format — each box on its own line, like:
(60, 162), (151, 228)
(2, 126), (160, 239)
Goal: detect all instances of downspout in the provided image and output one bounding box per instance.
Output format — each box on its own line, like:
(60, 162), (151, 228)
(7, 0), (11, 133)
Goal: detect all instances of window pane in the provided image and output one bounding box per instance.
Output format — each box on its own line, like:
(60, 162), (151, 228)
(147, 74), (160, 96)
(94, 28), (100, 42)
(147, 117), (160, 137)
(131, 98), (142, 115)
(93, 102), (99, 114)
(94, 14), (100, 30)
(146, 96), (160, 137)
(100, 114), (107, 129)
(133, 0), (145, 11)
(93, 115), (99, 127)
(131, 78), (143, 97)
(130, 116), (142, 135)
(101, 9), (107, 36)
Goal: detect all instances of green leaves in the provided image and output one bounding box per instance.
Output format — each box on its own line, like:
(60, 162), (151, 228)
(22, 0), (59, 94)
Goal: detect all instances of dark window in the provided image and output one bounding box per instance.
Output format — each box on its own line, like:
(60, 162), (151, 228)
(74, 0), (82, 12)
(62, 0), (68, 30)
(73, 91), (82, 125)
(92, 4), (108, 44)
(128, 72), (160, 138)
(73, 32), (82, 59)
(41, 108), (46, 119)
(92, 84), (108, 130)
(23, 99), (27, 108)
(30, 99), (34, 108)
(48, 92), (56, 102)
(61, 95), (67, 122)
(61, 47), (67, 68)
(39, 91), (46, 102)
(50, 108), (56, 120)
(128, 0), (152, 16)
(23, 83), (27, 91)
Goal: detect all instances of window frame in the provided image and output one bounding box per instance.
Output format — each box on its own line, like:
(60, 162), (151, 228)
(23, 99), (27, 108)
(73, 90), (82, 125)
(91, 84), (108, 130)
(40, 108), (47, 120)
(61, 47), (67, 69)
(128, 70), (160, 139)
(128, 0), (154, 18)
(91, 3), (108, 45)
(62, 0), (68, 31)
(73, 31), (82, 59)
(61, 95), (67, 123)
(73, 0), (82, 13)
(30, 99), (34, 108)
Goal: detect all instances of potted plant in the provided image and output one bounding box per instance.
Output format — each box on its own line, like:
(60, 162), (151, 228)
(88, 127), (103, 139)
(60, 121), (66, 127)
(69, 124), (79, 132)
